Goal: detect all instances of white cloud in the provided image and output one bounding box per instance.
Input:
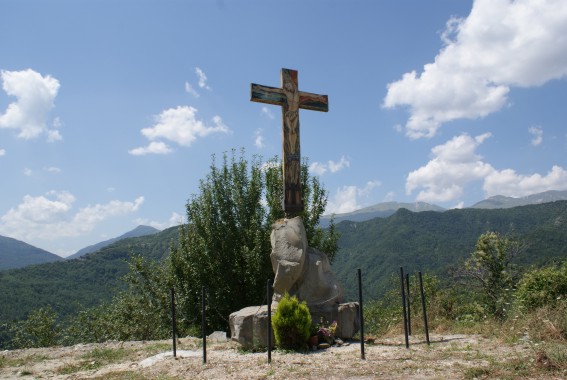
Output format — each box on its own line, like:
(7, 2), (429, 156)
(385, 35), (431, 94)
(195, 67), (211, 90)
(328, 156), (350, 173)
(130, 106), (230, 155)
(406, 132), (567, 203)
(309, 162), (327, 176)
(129, 141), (173, 156)
(45, 166), (61, 173)
(309, 155), (350, 176)
(0, 69), (60, 140)
(383, 191), (396, 202)
(24, 168), (33, 176)
(406, 133), (495, 202)
(47, 116), (63, 142)
(484, 165), (567, 198)
(261, 106), (275, 119)
(0, 191), (144, 241)
(384, 0), (567, 139)
(529, 125), (543, 146)
(326, 180), (380, 214)
(135, 211), (184, 230)
(47, 129), (62, 142)
(73, 196), (144, 228)
(254, 128), (265, 148)
(184, 81), (199, 98)
(260, 160), (280, 172)
(452, 201), (465, 209)
(0, 148), (5, 156)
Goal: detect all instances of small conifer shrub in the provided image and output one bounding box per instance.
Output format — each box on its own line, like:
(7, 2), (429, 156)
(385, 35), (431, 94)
(271, 293), (312, 350)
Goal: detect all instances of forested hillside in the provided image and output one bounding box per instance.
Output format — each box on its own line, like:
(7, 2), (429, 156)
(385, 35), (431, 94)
(1, 201), (566, 326)
(0, 226), (179, 323)
(334, 201), (567, 300)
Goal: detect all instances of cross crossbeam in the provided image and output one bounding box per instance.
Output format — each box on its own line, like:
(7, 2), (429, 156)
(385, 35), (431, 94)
(251, 68), (328, 215)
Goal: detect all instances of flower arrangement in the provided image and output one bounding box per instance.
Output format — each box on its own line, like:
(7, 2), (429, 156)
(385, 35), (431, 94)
(316, 320), (337, 345)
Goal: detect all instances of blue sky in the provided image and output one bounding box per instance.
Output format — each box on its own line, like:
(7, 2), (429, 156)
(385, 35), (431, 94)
(1, 0), (567, 257)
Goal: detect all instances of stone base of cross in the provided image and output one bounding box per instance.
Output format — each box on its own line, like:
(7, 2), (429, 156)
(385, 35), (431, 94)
(251, 68), (328, 215)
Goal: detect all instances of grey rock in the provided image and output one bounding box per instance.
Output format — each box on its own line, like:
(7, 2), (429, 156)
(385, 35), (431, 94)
(229, 306), (274, 350)
(207, 331), (227, 342)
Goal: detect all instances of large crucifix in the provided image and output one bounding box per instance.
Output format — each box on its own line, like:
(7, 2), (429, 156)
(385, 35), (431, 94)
(251, 68), (329, 215)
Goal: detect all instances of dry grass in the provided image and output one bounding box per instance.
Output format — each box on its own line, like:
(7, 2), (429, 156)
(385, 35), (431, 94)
(1, 333), (566, 379)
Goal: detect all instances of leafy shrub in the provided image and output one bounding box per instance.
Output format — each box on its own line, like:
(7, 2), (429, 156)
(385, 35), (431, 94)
(271, 293), (311, 350)
(9, 306), (60, 348)
(516, 262), (567, 311)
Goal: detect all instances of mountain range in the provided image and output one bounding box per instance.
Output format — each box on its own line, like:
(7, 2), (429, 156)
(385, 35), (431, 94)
(1, 190), (567, 272)
(320, 190), (567, 226)
(1, 195), (566, 329)
(0, 225), (160, 271)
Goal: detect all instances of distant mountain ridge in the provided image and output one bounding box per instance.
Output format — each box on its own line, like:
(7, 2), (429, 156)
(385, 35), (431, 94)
(2, 190), (566, 270)
(0, 236), (62, 271)
(471, 190), (567, 209)
(321, 190), (567, 226)
(320, 201), (446, 227)
(66, 225), (160, 260)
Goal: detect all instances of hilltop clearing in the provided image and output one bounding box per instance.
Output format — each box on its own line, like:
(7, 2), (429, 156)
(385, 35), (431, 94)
(1, 334), (564, 379)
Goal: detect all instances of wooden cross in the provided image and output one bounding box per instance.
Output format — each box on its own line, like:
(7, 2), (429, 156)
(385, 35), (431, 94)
(251, 68), (328, 215)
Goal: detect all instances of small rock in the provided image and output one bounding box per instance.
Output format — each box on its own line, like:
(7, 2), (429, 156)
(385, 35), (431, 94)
(334, 338), (344, 346)
(318, 343), (331, 349)
(208, 331), (228, 342)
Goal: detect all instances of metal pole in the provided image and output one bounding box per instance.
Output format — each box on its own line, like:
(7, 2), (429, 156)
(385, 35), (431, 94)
(400, 267), (409, 349)
(267, 279), (272, 364)
(419, 272), (430, 346)
(170, 288), (177, 358)
(202, 286), (207, 364)
(406, 273), (412, 336)
(357, 268), (365, 360)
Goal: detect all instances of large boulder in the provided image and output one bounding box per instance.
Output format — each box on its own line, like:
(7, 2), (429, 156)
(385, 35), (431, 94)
(230, 216), (358, 347)
(270, 217), (307, 299)
(270, 217), (343, 324)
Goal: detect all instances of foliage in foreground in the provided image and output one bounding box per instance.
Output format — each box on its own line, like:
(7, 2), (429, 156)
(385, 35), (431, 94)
(363, 248), (567, 374)
(57, 149), (337, 343)
(272, 293), (312, 351)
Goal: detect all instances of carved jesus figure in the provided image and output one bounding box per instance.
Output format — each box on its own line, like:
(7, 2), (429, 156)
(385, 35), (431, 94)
(250, 68), (328, 214)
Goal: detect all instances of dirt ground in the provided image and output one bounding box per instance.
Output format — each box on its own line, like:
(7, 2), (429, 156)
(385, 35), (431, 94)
(1, 334), (565, 379)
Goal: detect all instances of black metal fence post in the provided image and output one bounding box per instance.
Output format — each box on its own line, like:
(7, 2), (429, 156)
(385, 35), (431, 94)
(267, 279), (272, 364)
(202, 286), (207, 364)
(357, 268), (365, 360)
(170, 288), (177, 358)
(400, 267), (409, 349)
(406, 273), (412, 336)
(419, 271), (430, 346)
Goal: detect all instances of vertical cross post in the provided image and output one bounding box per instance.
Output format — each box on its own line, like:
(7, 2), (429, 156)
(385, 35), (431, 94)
(251, 68), (328, 215)
(400, 267), (410, 349)
(170, 288), (177, 358)
(357, 268), (365, 360)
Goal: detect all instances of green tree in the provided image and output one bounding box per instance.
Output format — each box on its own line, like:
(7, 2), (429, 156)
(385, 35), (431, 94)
(460, 231), (525, 318)
(9, 306), (60, 348)
(516, 261), (567, 311)
(98, 149), (338, 338)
